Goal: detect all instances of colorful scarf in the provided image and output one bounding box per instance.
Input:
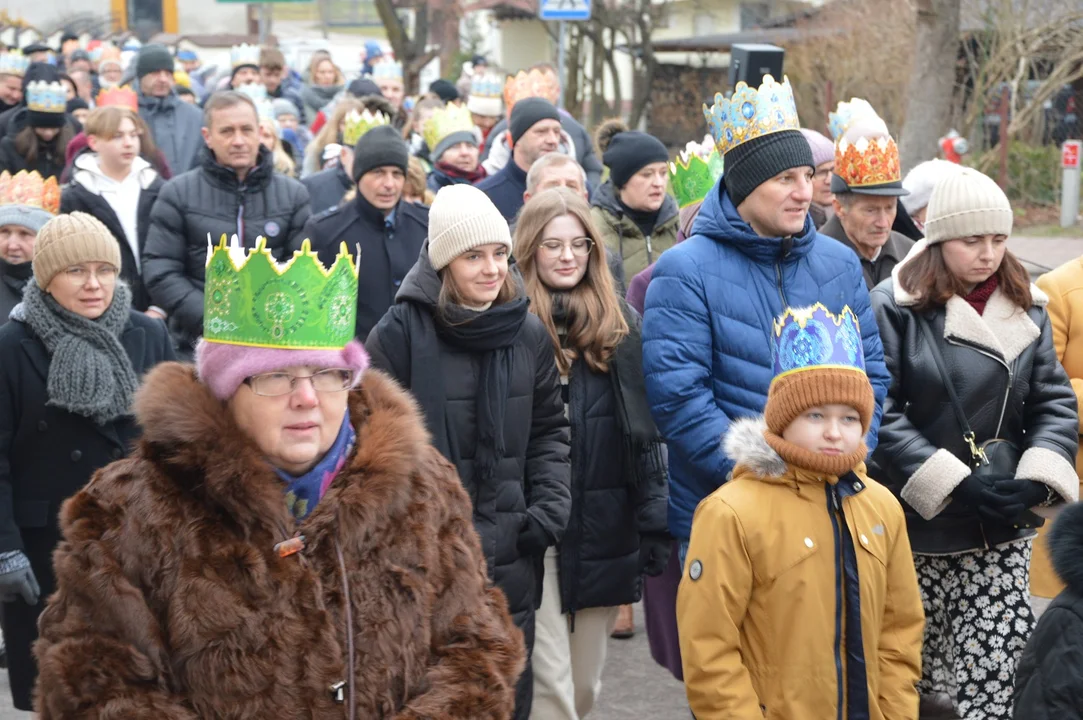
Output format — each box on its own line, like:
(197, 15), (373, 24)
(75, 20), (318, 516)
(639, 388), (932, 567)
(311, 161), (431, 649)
(276, 411), (356, 520)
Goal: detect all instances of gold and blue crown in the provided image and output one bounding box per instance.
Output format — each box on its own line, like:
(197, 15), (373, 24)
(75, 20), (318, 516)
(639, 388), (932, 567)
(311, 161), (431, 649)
(25, 81), (66, 114)
(669, 137), (724, 208)
(342, 108), (390, 147)
(371, 60), (403, 81)
(203, 234), (359, 350)
(0, 51), (29, 78)
(231, 43), (261, 70)
(423, 104), (475, 151)
(771, 303), (865, 379)
(703, 74), (801, 156)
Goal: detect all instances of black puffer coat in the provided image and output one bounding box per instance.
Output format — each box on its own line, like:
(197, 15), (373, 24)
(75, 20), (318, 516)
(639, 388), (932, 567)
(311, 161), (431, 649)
(142, 144), (311, 350)
(558, 304), (668, 613)
(871, 273), (1078, 554)
(300, 164), (352, 216)
(1014, 501), (1083, 719)
(0, 259), (30, 327)
(365, 249), (571, 720)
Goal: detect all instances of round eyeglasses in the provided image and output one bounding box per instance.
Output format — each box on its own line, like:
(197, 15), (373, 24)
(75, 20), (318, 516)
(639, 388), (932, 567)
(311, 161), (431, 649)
(539, 237), (594, 258)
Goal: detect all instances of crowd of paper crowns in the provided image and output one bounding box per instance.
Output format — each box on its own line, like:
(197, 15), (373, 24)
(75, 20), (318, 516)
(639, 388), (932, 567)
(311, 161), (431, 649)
(771, 303), (866, 382)
(0, 51), (29, 78)
(669, 135), (724, 209)
(0, 170), (61, 229)
(203, 234), (359, 350)
(703, 74), (801, 157)
(828, 98), (907, 196)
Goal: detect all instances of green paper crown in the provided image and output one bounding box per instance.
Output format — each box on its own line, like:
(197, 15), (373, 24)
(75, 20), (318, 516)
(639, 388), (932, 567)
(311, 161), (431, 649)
(669, 144), (724, 208)
(203, 235), (359, 350)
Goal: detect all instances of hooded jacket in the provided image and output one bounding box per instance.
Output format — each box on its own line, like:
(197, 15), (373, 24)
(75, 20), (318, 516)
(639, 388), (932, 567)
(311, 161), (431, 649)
(137, 89), (204, 175)
(591, 180), (679, 281)
(60, 152), (163, 311)
(1013, 501), (1083, 720)
(34, 364), (525, 719)
(642, 183), (891, 540)
(142, 144), (311, 350)
(678, 417), (924, 720)
(871, 250), (1079, 553)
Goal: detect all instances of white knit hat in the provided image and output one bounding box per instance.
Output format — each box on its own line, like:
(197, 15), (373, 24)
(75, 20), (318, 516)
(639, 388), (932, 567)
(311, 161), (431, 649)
(923, 168), (1013, 245)
(427, 185), (512, 271)
(901, 159), (964, 215)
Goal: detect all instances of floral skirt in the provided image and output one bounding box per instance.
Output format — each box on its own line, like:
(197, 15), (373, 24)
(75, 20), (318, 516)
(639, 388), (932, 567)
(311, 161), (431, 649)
(914, 540), (1034, 720)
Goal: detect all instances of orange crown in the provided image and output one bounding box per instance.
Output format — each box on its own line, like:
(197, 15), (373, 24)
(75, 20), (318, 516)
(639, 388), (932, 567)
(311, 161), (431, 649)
(835, 135), (902, 188)
(503, 69), (560, 111)
(96, 86), (139, 111)
(0, 171), (60, 215)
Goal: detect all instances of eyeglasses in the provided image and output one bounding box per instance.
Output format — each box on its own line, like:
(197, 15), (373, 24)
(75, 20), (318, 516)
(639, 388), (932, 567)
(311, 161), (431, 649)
(243, 368), (356, 397)
(539, 237), (593, 258)
(61, 265), (118, 285)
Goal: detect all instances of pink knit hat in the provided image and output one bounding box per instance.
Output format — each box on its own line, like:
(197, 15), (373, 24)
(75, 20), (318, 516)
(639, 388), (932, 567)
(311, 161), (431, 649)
(196, 339), (370, 401)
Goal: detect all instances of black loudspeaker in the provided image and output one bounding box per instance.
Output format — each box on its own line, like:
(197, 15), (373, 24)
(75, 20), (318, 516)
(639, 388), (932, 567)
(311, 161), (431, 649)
(728, 44), (785, 89)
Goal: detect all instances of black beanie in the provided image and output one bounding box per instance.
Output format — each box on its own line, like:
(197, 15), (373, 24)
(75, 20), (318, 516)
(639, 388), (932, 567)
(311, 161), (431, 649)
(510, 97), (560, 144)
(351, 124), (409, 183)
(429, 79), (459, 103)
(22, 62), (59, 94)
(603, 131), (669, 188)
(135, 44), (174, 79)
(723, 129), (814, 207)
(348, 77), (382, 99)
(66, 97), (89, 113)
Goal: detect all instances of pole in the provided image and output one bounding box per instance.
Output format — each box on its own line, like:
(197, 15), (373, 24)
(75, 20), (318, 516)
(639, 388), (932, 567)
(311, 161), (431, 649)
(258, 3), (269, 44)
(557, 20), (566, 110)
(997, 86), (1010, 190)
(1062, 140), (1081, 228)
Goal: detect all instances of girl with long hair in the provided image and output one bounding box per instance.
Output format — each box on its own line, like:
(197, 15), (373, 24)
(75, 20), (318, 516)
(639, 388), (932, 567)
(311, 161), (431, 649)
(514, 188), (669, 719)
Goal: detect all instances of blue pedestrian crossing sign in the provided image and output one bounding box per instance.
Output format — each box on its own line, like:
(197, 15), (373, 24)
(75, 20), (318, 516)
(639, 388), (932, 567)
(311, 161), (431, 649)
(539, 0), (591, 21)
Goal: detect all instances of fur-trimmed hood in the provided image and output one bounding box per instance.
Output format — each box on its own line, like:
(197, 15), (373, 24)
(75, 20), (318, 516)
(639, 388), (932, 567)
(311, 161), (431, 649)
(723, 416), (788, 479)
(1050, 502), (1083, 595)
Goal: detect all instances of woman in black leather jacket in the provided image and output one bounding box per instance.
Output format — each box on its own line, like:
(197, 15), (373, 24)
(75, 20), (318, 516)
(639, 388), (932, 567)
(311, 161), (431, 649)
(872, 168), (1078, 720)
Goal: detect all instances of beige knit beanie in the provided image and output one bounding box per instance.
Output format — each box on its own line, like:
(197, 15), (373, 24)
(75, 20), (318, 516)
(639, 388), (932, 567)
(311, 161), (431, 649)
(33, 212), (123, 288)
(427, 185), (512, 271)
(923, 167), (1013, 245)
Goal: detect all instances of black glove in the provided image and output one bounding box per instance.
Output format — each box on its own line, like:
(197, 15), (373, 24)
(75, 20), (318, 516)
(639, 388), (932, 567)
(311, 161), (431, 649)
(951, 474), (1015, 525)
(517, 516), (551, 557)
(982, 479), (1050, 521)
(0, 551), (40, 605)
(639, 534), (671, 577)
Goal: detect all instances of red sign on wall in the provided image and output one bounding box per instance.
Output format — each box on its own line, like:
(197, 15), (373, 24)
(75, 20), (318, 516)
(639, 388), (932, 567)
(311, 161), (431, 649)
(1063, 140), (1081, 169)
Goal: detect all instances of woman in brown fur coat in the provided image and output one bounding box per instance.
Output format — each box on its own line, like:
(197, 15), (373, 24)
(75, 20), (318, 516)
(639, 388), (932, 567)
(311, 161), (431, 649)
(33, 240), (525, 719)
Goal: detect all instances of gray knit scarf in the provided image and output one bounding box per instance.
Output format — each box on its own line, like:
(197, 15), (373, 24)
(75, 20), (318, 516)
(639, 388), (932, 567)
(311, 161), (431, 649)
(17, 279), (138, 425)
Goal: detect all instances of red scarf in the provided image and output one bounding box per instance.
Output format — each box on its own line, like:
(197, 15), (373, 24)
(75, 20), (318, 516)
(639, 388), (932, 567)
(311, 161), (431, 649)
(436, 161), (487, 184)
(964, 275), (998, 315)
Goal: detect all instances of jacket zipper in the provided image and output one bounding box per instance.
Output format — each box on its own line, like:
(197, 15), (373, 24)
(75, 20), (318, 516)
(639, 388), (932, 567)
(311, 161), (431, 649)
(944, 338), (1013, 438)
(774, 262), (789, 307)
(826, 484), (845, 720)
(645, 234), (653, 265)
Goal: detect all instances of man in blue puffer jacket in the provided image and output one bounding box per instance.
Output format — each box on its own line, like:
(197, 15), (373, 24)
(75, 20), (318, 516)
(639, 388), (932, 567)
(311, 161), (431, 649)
(642, 78), (890, 549)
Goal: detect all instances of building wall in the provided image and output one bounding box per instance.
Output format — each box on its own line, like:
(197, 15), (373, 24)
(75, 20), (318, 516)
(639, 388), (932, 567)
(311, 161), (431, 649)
(0, 0), (243, 34)
(175, 0), (247, 35)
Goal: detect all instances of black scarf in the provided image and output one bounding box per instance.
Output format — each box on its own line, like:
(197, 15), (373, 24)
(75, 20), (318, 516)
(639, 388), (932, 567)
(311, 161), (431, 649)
(618, 197), (661, 241)
(405, 294), (529, 486)
(552, 296), (663, 485)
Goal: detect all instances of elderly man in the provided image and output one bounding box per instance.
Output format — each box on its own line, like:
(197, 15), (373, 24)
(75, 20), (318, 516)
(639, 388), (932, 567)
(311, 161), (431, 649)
(135, 44), (204, 175)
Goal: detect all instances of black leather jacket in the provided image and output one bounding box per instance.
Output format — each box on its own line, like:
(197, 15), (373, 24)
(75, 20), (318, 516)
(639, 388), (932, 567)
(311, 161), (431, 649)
(871, 277), (1078, 553)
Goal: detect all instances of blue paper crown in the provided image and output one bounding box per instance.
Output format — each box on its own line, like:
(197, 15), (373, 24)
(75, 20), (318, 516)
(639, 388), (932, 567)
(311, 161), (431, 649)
(703, 74), (801, 156)
(471, 73), (503, 99)
(771, 303), (865, 379)
(371, 61), (403, 81)
(0, 51), (29, 77)
(25, 81), (66, 114)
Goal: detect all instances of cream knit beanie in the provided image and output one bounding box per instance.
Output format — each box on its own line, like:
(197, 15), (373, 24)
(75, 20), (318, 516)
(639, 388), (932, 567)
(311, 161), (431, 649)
(427, 185), (512, 271)
(33, 212), (122, 288)
(923, 168), (1013, 245)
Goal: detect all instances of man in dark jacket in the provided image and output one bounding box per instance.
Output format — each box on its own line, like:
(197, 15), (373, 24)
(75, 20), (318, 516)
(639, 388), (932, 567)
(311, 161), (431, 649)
(819, 116), (914, 290)
(302, 124), (426, 341)
(143, 91), (311, 354)
(135, 44), (204, 175)
(475, 97), (561, 222)
(642, 77), (890, 550)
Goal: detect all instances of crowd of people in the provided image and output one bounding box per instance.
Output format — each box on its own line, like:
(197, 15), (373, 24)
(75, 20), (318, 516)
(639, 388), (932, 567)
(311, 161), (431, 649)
(0, 33), (1080, 720)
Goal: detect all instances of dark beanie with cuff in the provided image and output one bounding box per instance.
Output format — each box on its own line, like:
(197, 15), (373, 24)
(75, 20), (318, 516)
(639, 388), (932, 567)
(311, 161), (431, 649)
(351, 124), (409, 183)
(434, 130), (478, 164)
(348, 77), (382, 99)
(429, 79), (459, 103)
(509, 97), (560, 144)
(135, 44), (174, 79)
(603, 131), (669, 188)
(723, 129), (814, 207)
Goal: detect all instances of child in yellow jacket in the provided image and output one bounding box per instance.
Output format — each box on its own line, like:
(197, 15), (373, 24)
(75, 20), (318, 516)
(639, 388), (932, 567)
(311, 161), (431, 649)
(678, 304), (925, 720)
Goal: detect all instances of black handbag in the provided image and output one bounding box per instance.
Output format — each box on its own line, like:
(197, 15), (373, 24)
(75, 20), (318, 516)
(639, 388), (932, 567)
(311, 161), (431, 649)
(916, 316), (1044, 529)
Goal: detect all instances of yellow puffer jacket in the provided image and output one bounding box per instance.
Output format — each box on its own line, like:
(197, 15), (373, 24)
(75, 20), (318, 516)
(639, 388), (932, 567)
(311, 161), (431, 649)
(678, 418), (924, 719)
(1033, 260), (1083, 598)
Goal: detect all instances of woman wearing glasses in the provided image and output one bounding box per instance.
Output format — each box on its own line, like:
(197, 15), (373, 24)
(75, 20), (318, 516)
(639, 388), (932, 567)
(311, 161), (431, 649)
(367, 184), (571, 720)
(0, 213), (175, 711)
(513, 188), (669, 719)
(34, 235), (524, 717)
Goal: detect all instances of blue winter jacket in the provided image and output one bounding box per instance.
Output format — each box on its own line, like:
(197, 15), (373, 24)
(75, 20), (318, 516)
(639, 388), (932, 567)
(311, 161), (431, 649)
(642, 183), (890, 539)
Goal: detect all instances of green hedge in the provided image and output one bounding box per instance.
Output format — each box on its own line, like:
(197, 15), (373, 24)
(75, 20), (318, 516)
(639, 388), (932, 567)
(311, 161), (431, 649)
(971, 144), (1063, 207)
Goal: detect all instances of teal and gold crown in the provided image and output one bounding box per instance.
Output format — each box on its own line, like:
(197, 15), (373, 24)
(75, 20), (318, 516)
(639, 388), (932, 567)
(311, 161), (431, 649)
(203, 235), (359, 350)
(25, 81), (66, 114)
(669, 136), (724, 208)
(0, 51), (29, 78)
(703, 74), (801, 156)
(231, 43), (261, 69)
(341, 108), (389, 147)
(371, 60), (403, 81)
(423, 104), (475, 151)
(771, 303), (865, 379)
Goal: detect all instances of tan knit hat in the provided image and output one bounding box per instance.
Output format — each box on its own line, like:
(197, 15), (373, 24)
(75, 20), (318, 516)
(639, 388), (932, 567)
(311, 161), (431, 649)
(33, 212), (122, 288)
(923, 167), (1013, 245)
(427, 185), (512, 271)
